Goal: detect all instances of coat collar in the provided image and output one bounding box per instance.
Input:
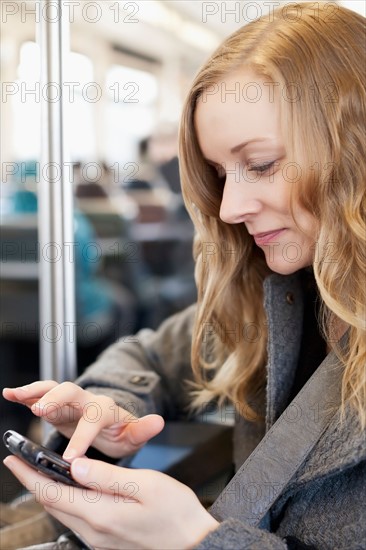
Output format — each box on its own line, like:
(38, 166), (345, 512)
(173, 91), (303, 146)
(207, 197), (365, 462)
(263, 271), (304, 431)
(233, 270), (307, 469)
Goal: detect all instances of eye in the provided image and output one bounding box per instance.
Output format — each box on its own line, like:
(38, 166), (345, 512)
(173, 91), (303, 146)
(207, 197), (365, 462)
(247, 161), (276, 175)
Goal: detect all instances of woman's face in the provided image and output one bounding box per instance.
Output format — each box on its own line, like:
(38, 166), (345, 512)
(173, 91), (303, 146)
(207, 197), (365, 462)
(195, 68), (318, 275)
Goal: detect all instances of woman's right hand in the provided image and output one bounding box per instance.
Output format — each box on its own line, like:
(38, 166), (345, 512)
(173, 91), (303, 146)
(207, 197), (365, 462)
(2, 381), (165, 461)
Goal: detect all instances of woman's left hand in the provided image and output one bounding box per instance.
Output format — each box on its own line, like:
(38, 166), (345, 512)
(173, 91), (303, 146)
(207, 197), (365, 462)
(4, 455), (219, 550)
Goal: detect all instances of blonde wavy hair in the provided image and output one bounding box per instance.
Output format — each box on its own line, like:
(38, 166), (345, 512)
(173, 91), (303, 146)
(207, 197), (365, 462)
(179, 2), (366, 429)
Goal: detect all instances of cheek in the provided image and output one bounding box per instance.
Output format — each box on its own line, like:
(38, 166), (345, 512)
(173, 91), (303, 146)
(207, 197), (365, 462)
(294, 211), (318, 242)
(275, 178), (318, 237)
(268, 178), (292, 214)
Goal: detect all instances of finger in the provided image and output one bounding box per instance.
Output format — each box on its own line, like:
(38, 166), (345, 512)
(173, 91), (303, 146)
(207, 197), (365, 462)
(29, 381), (91, 424)
(3, 455), (87, 511)
(4, 455), (142, 523)
(42, 507), (94, 549)
(3, 455), (68, 501)
(44, 506), (140, 550)
(30, 381), (84, 410)
(65, 412), (164, 461)
(71, 457), (153, 502)
(121, 414), (165, 449)
(62, 395), (121, 459)
(63, 415), (112, 460)
(2, 381), (58, 407)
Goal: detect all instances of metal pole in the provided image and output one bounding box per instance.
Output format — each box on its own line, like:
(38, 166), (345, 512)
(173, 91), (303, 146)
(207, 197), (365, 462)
(37, 0), (77, 387)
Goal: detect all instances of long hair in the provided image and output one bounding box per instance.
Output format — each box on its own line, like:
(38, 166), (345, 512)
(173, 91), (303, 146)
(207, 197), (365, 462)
(179, 2), (366, 429)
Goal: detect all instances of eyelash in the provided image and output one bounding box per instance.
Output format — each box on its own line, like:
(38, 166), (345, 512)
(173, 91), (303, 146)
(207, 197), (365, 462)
(247, 161), (275, 174)
(212, 161), (276, 179)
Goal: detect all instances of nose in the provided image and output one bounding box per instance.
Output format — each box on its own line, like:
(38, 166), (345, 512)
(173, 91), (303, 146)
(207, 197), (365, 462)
(219, 176), (263, 224)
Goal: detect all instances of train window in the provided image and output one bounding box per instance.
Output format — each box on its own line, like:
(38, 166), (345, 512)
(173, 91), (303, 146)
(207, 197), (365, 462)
(13, 41), (96, 161)
(12, 41), (41, 160)
(65, 51), (96, 160)
(105, 65), (159, 166)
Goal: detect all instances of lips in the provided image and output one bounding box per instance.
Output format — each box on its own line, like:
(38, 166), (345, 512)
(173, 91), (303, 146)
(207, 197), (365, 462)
(253, 228), (286, 245)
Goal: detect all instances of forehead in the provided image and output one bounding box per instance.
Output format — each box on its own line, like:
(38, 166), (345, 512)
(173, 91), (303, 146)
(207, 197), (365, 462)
(194, 68), (282, 158)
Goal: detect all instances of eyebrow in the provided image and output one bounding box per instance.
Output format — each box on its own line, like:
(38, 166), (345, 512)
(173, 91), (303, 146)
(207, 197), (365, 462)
(203, 137), (271, 164)
(230, 137), (269, 153)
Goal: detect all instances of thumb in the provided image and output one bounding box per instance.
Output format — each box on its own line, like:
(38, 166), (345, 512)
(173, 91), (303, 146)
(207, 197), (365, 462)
(71, 457), (144, 503)
(122, 414), (165, 449)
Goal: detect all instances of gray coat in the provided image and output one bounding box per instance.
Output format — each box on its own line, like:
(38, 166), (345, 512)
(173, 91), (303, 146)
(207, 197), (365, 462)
(74, 271), (366, 550)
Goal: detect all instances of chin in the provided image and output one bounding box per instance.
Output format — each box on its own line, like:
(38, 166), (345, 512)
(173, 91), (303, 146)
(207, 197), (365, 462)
(264, 256), (308, 276)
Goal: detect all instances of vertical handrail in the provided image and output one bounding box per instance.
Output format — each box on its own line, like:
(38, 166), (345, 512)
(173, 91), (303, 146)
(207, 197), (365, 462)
(37, 0), (77, 390)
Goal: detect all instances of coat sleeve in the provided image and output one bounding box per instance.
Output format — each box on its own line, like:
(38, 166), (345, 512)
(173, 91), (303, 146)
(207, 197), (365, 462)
(194, 519), (288, 550)
(74, 303), (197, 420)
(45, 305), (197, 456)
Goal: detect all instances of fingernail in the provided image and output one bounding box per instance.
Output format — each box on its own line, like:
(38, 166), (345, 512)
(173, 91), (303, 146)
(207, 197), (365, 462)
(72, 458), (89, 479)
(3, 456), (15, 470)
(31, 401), (47, 411)
(63, 448), (77, 461)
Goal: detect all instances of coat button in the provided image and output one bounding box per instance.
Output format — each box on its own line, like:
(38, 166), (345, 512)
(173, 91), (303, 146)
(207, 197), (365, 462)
(129, 375), (149, 386)
(286, 292), (295, 304)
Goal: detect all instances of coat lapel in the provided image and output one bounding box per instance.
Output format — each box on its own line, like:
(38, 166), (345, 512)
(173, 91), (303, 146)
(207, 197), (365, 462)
(291, 401), (366, 488)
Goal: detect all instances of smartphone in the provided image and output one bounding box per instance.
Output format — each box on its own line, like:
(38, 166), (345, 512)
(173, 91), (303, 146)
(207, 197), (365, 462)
(3, 430), (83, 488)
(3, 430), (96, 550)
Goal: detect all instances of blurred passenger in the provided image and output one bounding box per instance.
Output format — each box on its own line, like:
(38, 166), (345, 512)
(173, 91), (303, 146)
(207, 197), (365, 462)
(4, 185), (137, 371)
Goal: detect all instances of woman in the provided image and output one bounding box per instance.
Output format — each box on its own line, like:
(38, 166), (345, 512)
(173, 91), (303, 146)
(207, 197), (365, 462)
(3, 3), (365, 549)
